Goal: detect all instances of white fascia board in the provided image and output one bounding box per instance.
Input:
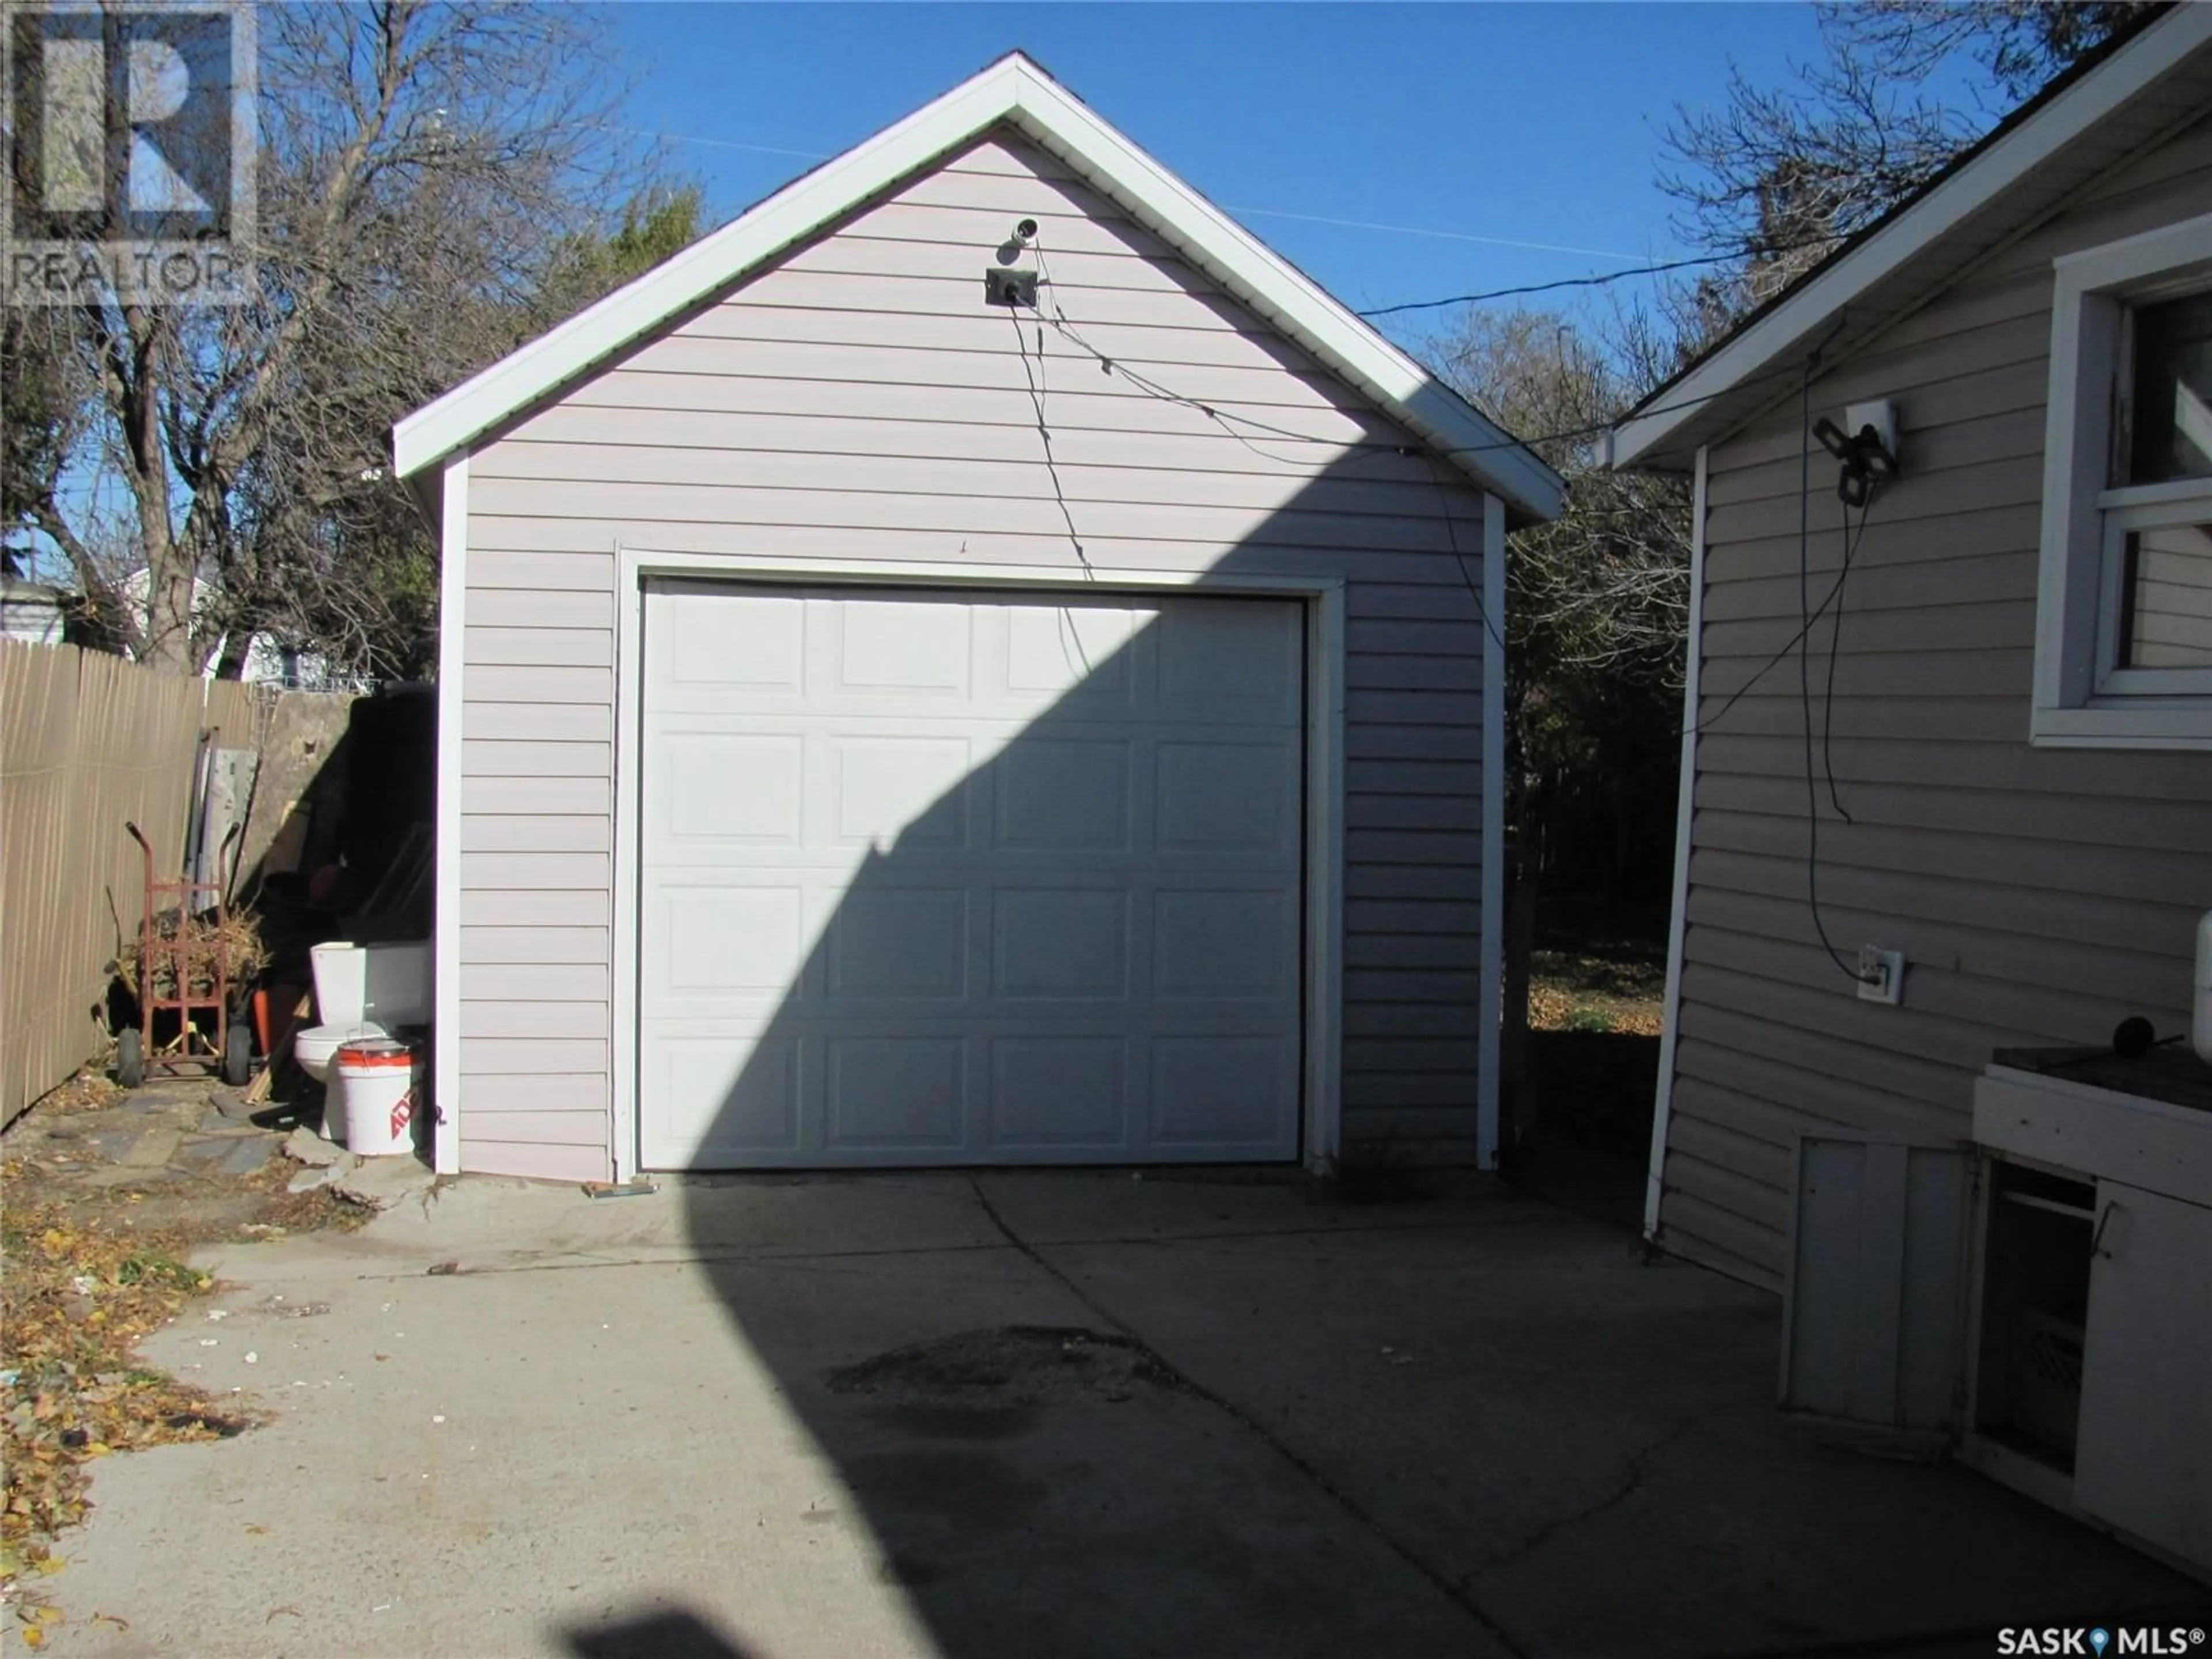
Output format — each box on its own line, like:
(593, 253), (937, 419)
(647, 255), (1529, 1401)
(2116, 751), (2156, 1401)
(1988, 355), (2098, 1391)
(393, 56), (1560, 521)
(1609, 3), (2212, 471)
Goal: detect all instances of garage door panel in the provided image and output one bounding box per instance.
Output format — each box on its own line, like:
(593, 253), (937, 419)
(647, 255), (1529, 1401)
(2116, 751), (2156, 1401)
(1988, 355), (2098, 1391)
(832, 598), (972, 698)
(1158, 599), (1302, 717)
(646, 1033), (802, 1163)
(1002, 604), (1143, 706)
(991, 738), (1134, 852)
(993, 889), (1131, 1000)
(1157, 740), (1298, 857)
(659, 733), (803, 845)
(1154, 889), (1296, 999)
(652, 884), (810, 997)
(825, 1036), (967, 1151)
(990, 1036), (1132, 1150)
(639, 583), (1302, 1169)
(660, 589), (805, 696)
(831, 737), (973, 849)
(1152, 1034), (1298, 1154)
(824, 887), (972, 1002)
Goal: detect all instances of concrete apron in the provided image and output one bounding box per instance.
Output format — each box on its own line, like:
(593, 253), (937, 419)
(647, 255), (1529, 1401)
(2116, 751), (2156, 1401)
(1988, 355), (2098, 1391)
(38, 1172), (2202, 1659)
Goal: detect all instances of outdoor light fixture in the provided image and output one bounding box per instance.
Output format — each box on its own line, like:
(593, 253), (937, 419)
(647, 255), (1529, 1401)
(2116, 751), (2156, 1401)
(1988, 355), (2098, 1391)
(986, 219), (1044, 306)
(1813, 399), (1900, 508)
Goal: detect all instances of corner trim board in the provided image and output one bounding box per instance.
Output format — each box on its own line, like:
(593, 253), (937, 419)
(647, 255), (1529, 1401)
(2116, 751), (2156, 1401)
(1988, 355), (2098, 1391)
(1648, 444), (1709, 1238)
(1478, 494), (1506, 1170)
(431, 453), (468, 1176)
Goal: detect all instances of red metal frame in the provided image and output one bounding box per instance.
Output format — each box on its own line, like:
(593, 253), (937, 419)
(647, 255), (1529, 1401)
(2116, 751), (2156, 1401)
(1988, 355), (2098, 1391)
(126, 820), (230, 1076)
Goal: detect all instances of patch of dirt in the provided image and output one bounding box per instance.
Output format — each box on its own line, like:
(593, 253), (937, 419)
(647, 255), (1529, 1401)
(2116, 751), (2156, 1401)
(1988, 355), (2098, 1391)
(828, 1326), (1183, 1414)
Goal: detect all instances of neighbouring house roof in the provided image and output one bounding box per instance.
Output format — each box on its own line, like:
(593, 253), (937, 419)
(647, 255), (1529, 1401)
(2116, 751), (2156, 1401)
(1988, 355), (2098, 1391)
(1610, 3), (2212, 472)
(392, 51), (1564, 524)
(0, 570), (69, 646)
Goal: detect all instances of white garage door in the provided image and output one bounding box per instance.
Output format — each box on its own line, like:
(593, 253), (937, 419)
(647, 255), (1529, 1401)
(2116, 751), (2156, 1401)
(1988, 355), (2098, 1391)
(637, 582), (1305, 1169)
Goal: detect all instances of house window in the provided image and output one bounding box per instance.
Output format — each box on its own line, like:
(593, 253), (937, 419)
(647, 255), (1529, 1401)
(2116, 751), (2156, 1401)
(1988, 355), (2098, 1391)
(2032, 213), (2212, 747)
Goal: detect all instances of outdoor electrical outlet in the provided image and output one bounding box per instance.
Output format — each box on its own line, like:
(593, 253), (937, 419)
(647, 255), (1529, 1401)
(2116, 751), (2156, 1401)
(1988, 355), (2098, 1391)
(1857, 946), (1906, 1006)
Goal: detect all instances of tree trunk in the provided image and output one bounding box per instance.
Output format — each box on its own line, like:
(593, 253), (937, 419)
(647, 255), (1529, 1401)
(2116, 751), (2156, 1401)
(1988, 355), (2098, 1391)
(111, 306), (197, 675)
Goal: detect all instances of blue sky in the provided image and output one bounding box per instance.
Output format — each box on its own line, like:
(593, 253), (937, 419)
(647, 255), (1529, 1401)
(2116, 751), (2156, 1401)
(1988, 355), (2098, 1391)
(607, 2), (1859, 348)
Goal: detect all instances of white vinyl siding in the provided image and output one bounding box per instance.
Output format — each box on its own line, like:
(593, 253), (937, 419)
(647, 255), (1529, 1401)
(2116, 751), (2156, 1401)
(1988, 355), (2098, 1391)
(456, 131), (1494, 1180)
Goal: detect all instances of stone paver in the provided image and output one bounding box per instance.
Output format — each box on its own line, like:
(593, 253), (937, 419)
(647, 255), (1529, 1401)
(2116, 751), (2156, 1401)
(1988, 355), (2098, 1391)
(282, 1126), (344, 1168)
(217, 1138), (273, 1177)
(75, 1165), (183, 1188)
(85, 1129), (139, 1162)
(119, 1126), (182, 1167)
(6, 1075), (297, 1201)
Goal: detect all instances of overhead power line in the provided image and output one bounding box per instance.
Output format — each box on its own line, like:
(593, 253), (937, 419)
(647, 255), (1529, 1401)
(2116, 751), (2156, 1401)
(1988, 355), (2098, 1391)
(1222, 207), (1649, 262)
(620, 124), (1853, 475)
(1356, 239), (1846, 319)
(626, 125), (1661, 263)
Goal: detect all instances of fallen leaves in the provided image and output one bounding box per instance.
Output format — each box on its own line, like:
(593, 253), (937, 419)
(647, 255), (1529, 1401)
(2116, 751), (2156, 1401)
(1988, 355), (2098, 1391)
(1527, 948), (1666, 1037)
(1, 1073), (372, 1618)
(1528, 980), (1662, 1036)
(0, 1195), (247, 1575)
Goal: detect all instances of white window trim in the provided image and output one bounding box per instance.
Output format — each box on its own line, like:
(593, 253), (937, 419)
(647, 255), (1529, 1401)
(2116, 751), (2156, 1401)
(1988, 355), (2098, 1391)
(2032, 211), (2212, 750)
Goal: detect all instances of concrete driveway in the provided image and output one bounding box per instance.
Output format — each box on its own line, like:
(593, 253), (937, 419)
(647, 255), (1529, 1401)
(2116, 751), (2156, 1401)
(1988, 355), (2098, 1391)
(38, 1169), (2204, 1658)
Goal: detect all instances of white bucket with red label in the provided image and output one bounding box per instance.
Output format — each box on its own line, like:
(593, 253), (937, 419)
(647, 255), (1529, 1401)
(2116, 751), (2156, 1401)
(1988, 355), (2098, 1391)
(331, 1037), (422, 1158)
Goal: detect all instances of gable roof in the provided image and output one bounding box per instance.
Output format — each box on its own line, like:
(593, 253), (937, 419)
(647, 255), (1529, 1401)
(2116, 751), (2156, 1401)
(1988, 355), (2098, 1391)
(393, 51), (1563, 523)
(1609, 3), (2212, 472)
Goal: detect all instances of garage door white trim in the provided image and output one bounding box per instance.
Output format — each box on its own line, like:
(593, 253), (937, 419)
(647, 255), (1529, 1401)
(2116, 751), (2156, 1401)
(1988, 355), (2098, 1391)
(609, 547), (1346, 1178)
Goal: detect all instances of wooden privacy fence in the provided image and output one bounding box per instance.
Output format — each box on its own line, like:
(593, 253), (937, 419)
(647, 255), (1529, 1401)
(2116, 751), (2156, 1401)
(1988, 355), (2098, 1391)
(0, 641), (263, 1125)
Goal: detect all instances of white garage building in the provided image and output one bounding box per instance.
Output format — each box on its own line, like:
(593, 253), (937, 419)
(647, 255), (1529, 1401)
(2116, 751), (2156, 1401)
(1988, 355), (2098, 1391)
(395, 52), (1560, 1184)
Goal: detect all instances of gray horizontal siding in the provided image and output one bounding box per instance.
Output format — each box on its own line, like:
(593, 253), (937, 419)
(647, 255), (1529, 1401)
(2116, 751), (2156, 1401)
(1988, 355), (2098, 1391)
(1661, 112), (2212, 1290)
(457, 128), (1495, 1177)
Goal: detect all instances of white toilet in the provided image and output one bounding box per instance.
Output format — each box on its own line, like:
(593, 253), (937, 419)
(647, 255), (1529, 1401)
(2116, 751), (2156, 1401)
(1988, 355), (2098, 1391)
(297, 940), (430, 1085)
(294, 1020), (387, 1084)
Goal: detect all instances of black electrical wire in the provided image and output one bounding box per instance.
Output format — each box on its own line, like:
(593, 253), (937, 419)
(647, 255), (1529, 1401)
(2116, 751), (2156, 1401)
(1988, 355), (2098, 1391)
(1820, 496), (1861, 824)
(1795, 362), (1866, 987)
(1006, 305), (1090, 576)
(1680, 490), (1874, 743)
(1354, 240), (1844, 320)
(1023, 248), (1860, 496)
(1033, 239), (1509, 664)
(1421, 455), (1509, 657)
(1018, 244), (1861, 787)
(1036, 280), (1844, 474)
